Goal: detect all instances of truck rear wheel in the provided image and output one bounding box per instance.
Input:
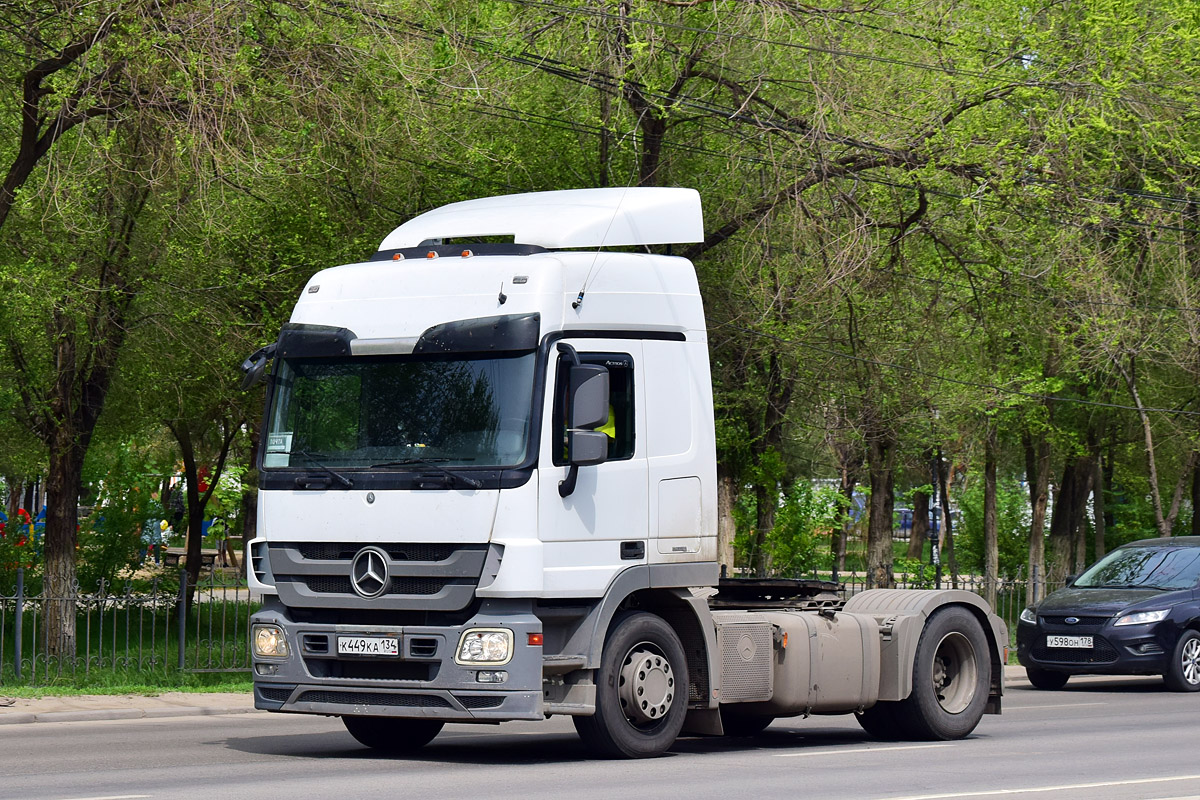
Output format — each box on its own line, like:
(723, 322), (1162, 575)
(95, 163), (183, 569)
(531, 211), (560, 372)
(573, 611), (688, 758)
(900, 606), (991, 740)
(342, 715), (444, 753)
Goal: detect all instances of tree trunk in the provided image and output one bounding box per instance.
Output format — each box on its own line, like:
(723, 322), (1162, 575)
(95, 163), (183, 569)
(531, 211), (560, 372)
(909, 488), (929, 560)
(42, 443), (84, 657)
(866, 436), (895, 589)
(835, 471), (855, 574)
(5, 478), (22, 526)
(1193, 454), (1200, 538)
(1024, 433), (1051, 605)
(1092, 454), (1106, 559)
(1073, 461), (1093, 574)
(1048, 456), (1092, 586)
(717, 464), (737, 574)
(937, 451), (958, 588)
(751, 482), (776, 577)
(983, 428), (999, 608)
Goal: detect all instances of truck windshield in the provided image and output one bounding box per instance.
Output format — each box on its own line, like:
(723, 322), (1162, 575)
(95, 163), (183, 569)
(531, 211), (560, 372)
(263, 351), (536, 469)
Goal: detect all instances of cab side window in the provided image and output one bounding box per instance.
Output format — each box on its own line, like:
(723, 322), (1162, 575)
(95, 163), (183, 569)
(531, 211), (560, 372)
(553, 352), (635, 465)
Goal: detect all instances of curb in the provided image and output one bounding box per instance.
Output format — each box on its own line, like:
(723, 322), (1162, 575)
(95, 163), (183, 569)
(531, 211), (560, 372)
(0, 705), (259, 726)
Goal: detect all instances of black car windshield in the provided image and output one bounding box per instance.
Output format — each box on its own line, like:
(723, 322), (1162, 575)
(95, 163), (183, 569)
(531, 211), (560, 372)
(263, 351), (535, 469)
(1074, 545), (1200, 590)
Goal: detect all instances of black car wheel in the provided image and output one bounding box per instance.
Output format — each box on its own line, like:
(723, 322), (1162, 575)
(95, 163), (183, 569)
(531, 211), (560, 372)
(1026, 667), (1069, 690)
(1164, 629), (1200, 692)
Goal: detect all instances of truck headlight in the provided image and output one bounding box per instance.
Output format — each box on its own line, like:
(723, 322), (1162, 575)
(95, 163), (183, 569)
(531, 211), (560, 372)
(455, 629), (513, 665)
(253, 624), (289, 658)
(1114, 609), (1168, 627)
(1019, 607), (1037, 625)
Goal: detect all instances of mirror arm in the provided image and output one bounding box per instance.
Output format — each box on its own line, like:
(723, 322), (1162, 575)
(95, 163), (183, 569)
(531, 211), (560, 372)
(558, 465), (580, 498)
(557, 341), (580, 366)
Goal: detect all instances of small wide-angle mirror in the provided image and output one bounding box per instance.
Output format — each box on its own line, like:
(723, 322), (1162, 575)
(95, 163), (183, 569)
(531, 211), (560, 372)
(240, 344), (276, 391)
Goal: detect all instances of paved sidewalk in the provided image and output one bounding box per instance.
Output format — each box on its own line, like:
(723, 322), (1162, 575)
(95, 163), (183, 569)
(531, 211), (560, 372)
(0, 666), (1039, 726)
(0, 691), (257, 725)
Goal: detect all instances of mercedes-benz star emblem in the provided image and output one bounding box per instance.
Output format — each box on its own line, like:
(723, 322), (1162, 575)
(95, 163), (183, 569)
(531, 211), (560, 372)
(350, 546), (390, 599)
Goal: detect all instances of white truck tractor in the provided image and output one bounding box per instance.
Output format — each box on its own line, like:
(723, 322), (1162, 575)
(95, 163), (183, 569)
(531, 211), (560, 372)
(241, 187), (1006, 758)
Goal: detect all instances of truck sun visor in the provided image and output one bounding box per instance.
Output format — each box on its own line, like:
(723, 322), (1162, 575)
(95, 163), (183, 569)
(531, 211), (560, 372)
(413, 313), (540, 355)
(277, 323), (356, 359)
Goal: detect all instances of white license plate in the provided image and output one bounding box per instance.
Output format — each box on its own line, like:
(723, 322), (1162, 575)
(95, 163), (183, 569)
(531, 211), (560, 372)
(337, 636), (400, 656)
(1046, 635), (1093, 649)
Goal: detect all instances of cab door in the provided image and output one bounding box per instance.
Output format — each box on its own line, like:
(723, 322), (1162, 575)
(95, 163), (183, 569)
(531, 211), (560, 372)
(537, 339), (647, 596)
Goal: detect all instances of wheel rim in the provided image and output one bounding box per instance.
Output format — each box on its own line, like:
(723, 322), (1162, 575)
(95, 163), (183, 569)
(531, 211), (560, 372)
(1181, 637), (1200, 686)
(930, 631), (978, 714)
(618, 641), (675, 727)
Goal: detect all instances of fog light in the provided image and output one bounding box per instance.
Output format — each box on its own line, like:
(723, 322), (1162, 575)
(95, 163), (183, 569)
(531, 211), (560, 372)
(455, 629), (513, 665)
(255, 663), (279, 676)
(253, 624), (289, 658)
(477, 670), (508, 684)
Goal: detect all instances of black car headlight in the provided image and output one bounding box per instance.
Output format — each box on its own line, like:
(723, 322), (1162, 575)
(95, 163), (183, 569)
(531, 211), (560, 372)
(1020, 607), (1037, 624)
(1114, 609), (1168, 626)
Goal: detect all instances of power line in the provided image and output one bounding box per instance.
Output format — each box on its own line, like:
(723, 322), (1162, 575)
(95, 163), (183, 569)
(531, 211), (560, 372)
(500, 0), (1198, 113)
(719, 321), (1200, 417)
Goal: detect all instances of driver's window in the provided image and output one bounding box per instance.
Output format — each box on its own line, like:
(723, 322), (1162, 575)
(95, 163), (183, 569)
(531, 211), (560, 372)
(552, 352), (635, 465)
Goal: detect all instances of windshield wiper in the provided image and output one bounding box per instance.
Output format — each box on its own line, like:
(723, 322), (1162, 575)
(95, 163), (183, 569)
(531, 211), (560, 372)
(369, 457), (482, 489)
(291, 449), (354, 489)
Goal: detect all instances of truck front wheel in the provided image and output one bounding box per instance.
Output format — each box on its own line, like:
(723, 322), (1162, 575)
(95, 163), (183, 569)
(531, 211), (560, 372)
(900, 606), (991, 740)
(342, 715), (444, 753)
(573, 611), (688, 758)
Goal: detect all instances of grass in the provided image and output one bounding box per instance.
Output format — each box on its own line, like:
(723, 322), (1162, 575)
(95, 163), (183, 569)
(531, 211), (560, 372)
(1, 675), (253, 698)
(1, 597), (256, 693)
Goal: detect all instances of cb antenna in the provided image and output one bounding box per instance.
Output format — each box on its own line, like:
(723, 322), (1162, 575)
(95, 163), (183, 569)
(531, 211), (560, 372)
(572, 185), (633, 311)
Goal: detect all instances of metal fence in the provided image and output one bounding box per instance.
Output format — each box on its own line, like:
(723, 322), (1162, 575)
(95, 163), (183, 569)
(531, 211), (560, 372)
(832, 565), (1054, 638)
(0, 568), (257, 687)
(3, 561), (1042, 687)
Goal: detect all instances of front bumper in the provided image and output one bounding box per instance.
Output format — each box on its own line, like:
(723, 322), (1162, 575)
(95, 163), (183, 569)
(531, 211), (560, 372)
(1016, 618), (1177, 676)
(251, 598), (545, 721)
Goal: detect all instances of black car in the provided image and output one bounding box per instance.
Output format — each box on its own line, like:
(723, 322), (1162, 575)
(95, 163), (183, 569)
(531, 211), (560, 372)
(1017, 536), (1200, 691)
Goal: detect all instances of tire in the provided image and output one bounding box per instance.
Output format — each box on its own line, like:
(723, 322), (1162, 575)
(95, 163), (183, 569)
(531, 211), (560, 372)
(720, 707), (775, 737)
(573, 611), (689, 758)
(1163, 629), (1200, 692)
(342, 715), (444, 753)
(855, 701), (912, 740)
(1026, 667), (1070, 691)
(898, 606), (991, 741)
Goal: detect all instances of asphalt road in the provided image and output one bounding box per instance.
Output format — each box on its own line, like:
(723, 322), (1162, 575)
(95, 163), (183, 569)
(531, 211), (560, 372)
(2, 675), (1197, 800)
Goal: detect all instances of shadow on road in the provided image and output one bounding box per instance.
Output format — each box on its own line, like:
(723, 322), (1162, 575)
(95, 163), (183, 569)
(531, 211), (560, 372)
(1010, 675), (1168, 694)
(222, 721), (985, 765)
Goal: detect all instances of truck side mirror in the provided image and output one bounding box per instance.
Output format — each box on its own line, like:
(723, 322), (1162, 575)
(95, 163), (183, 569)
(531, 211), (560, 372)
(566, 364), (609, 468)
(558, 357), (610, 497)
(239, 343), (277, 391)
(567, 364), (609, 431)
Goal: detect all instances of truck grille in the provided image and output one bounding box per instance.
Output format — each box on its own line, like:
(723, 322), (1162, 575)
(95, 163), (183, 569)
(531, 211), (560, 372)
(269, 542), (490, 611)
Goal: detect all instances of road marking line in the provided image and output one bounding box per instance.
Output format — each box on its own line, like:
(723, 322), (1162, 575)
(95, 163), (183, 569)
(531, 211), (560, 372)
(774, 744), (955, 758)
(881, 774), (1200, 800)
(55, 796), (151, 800)
(1003, 702), (1108, 710)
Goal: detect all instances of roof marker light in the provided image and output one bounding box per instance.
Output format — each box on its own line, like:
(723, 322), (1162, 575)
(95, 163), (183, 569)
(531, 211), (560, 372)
(426, 251), (439, 259)
(392, 253), (404, 261)
(461, 250), (473, 258)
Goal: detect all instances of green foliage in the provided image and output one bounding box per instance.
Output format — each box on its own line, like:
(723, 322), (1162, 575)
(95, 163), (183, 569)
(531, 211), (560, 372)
(734, 480), (843, 575)
(956, 477), (1031, 579)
